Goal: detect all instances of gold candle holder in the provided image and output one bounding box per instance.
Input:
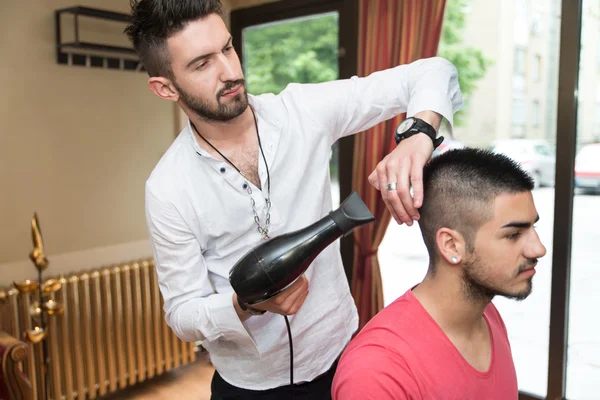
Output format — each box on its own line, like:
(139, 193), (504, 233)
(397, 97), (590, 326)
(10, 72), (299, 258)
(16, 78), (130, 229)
(13, 280), (39, 293)
(12, 213), (61, 400)
(41, 279), (62, 295)
(42, 299), (64, 316)
(26, 326), (48, 344)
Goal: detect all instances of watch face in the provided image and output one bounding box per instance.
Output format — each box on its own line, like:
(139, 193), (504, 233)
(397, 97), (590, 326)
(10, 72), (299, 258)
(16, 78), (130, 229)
(396, 118), (415, 134)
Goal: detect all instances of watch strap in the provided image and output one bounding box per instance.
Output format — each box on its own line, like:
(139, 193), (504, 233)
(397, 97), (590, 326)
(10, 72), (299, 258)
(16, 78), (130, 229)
(395, 118), (444, 149)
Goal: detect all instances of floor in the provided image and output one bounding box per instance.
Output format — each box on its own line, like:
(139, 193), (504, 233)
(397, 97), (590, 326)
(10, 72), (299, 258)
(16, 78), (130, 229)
(104, 352), (215, 400)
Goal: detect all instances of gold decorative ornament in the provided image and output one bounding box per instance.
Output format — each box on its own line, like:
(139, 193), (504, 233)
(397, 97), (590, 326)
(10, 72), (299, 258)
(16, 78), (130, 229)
(12, 280), (39, 293)
(41, 279), (61, 295)
(25, 326), (48, 344)
(42, 299), (64, 316)
(12, 213), (61, 400)
(29, 212), (49, 272)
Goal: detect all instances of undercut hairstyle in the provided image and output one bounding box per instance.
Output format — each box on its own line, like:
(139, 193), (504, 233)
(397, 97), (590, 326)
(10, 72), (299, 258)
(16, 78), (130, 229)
(124, 0), (224, 79)
(419, 148), (534, 270)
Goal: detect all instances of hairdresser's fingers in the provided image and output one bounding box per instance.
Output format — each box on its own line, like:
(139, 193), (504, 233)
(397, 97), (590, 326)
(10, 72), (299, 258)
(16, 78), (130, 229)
(280, 274), (307, 298)
(383, 158), (411, 225)
(410, 153), (426, 210)
(286, 288), (310, 315)
(372, 157), (403, 224)
(368, 169), (380, 190)
(394, 159), (418, 225)
(276, 276), (309, 314)
(258, 275), (308, 314)
(388, 134), (433, 223)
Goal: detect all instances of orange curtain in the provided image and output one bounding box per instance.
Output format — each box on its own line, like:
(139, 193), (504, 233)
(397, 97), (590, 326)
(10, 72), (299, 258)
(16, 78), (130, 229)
(351, 0), (447, 330)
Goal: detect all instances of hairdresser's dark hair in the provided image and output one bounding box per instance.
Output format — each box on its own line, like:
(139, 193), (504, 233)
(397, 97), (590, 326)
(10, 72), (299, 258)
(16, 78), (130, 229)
(419, 148), (534, 269)
(124, 0), (224, 79)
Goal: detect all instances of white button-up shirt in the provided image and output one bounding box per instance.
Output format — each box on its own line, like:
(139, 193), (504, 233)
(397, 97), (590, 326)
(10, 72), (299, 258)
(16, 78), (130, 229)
(145, 57), (462, 390)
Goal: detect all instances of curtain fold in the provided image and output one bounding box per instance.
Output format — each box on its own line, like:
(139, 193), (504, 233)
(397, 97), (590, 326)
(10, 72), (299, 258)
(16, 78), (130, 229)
(351, 0), (447, 331)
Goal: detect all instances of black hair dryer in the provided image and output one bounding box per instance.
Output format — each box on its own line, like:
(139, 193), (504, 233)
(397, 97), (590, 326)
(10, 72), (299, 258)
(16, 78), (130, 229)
(229, 191), (375, 305)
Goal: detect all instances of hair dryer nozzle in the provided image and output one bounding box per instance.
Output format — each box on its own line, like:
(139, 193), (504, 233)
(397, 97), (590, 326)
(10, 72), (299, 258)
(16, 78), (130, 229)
(329, 191), (375, 235)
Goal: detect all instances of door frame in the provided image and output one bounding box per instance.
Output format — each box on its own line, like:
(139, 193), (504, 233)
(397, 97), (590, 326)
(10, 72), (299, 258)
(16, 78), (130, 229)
(230, 0), (359, 283)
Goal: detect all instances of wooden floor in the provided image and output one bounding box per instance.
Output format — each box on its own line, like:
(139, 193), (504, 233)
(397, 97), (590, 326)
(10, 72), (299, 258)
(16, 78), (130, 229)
(104, 352), (215, 400)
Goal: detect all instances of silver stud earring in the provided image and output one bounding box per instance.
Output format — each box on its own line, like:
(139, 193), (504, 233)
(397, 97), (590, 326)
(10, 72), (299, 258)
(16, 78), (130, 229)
(451, 257), (458, 263)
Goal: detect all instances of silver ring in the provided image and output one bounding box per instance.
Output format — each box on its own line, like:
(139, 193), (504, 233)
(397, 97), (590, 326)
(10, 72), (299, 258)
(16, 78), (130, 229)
(386, 182), (397, 191)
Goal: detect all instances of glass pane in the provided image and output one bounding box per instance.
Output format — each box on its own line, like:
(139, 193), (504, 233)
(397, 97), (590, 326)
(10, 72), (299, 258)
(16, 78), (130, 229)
(379, 0), (561, 396)
(242, 13), (340, 207)
(567, 0), (600, 397)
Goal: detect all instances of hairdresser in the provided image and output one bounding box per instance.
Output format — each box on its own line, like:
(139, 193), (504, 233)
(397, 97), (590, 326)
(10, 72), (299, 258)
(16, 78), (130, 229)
(125, 1), (462, 399)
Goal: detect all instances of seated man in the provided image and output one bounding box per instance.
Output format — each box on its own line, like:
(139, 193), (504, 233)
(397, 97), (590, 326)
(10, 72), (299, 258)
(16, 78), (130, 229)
(332, 148), (546, 400)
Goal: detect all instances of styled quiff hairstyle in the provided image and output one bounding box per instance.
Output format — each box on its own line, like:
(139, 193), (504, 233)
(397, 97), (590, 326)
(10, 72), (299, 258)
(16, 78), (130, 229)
(124, 0), (224, 79)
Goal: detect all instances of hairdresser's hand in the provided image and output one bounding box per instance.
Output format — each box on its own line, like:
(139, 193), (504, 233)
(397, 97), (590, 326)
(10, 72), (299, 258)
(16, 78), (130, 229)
(368, 111), (442, 226)
(254, 274), (310, 316)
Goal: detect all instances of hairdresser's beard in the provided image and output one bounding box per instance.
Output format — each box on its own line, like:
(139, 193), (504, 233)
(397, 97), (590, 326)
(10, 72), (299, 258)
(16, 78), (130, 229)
(461, 254), (535, 303)
(175, 79), (248, 122)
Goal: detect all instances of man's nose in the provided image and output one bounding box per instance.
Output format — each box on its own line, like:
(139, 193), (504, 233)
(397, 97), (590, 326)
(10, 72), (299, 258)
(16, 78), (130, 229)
(526, 229), (547, 260)
(218, 54), (238, 81)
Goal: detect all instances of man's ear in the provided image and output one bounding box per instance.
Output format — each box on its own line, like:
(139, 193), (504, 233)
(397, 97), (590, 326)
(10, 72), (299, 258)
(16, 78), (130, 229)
(148, 77), (179, 102)
(435, 227), (467, 265)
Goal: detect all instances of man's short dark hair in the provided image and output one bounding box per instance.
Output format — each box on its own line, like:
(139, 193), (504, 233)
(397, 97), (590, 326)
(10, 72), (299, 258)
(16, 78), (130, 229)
(418, 148), (534, 269)
(124, 0), (224, 79)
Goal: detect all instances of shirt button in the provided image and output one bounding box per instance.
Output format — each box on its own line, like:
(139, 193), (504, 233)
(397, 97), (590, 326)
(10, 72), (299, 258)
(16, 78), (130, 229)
(220, 167), (226, 173)
(243, 183), (248, 190)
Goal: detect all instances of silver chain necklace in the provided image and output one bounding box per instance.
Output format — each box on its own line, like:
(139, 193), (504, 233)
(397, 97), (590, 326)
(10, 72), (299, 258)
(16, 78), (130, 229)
(191, 107), (272, 240)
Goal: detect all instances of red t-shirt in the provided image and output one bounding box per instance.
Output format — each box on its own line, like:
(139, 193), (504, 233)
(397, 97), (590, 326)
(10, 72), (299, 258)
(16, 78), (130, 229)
(332, 289), (518, 400)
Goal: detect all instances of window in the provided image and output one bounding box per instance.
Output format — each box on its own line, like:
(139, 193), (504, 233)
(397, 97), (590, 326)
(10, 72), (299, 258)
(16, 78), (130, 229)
(568, 0), (600, 391)
(512, 97), (526, 126)
(532, 12), (542, 36)
(241, 11), (341, 207)
(380, 0), (564, 396)
(514, 0), (529, 45)
(533, 54), (542, 82)
(514, 47), (527, 76)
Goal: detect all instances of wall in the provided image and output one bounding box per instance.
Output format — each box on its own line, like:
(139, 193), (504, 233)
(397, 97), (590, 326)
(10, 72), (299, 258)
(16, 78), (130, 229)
(0, 0), (175, 283)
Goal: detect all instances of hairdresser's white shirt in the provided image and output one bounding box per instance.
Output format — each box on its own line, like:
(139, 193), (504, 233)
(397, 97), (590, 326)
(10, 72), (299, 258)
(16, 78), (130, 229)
(145, 57), (462, 390)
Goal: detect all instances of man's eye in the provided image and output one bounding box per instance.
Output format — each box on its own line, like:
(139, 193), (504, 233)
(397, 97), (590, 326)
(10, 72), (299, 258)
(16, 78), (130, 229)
(196, 61), (208, 70)
(224, 46), (233, 53)
(507, 232), (521, 240)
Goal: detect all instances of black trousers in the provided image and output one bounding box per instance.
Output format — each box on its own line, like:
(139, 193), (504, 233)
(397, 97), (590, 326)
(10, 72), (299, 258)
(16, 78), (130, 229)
(210, 360), (338, 400)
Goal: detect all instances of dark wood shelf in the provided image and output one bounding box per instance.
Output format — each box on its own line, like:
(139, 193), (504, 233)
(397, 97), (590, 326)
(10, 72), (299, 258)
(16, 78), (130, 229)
(59, 41), (136, 56)
(55, 6), (131, 23)
(55, 6), (142, 72)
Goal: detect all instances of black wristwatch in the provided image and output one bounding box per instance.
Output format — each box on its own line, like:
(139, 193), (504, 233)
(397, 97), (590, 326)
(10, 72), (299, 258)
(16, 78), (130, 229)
(237, 295), (266, 316)
(395, 117), (444, 149)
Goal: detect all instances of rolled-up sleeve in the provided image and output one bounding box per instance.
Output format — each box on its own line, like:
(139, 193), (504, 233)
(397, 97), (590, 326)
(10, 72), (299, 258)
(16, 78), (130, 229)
(280, 56), (463, 145)
(145, 185), (255, 349)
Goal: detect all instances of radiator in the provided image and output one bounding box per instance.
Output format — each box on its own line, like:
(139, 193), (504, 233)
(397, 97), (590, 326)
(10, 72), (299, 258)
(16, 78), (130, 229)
(0, 259), (197, 400)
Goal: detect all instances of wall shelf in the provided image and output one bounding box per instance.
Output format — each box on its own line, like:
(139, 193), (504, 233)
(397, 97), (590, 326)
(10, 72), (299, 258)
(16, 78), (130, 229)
(55, 6), (144, 72)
